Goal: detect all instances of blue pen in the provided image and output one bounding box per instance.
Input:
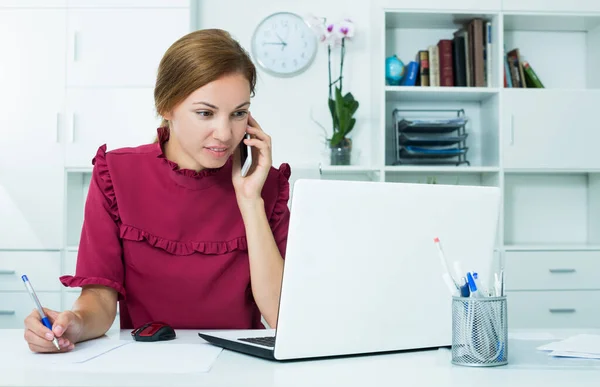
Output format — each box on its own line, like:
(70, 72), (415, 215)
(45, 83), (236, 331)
(21, 275), (60, 350)
(460, 277), (470, 297)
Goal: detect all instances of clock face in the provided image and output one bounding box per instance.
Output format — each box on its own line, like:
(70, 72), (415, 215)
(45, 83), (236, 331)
(251, 12), (318, 77)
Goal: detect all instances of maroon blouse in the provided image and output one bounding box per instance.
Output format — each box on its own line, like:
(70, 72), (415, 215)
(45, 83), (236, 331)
(60, 127), (291, 330)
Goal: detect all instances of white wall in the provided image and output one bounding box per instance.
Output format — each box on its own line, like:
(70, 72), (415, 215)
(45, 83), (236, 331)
(196, 0), (373, 170)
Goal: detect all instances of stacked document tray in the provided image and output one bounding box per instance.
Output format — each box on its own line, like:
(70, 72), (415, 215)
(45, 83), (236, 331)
(393, 109), (470, 166)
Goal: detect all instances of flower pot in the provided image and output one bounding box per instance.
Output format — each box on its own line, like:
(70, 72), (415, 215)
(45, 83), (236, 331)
(330, 138), (352, 166)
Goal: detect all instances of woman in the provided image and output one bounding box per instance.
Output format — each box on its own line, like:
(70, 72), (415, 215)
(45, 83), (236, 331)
(23, 29), (291, 353)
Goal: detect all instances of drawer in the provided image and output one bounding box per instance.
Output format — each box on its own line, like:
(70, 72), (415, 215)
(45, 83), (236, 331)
(0, 291), (61, 329)
(0, 251), (62, 291)
(507, 291), (600, 329)
(505, 251), (600, 291)
(64, 291), (120, 331)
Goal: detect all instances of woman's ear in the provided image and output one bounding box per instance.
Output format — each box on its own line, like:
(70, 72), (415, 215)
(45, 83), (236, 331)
(162, 111), (173, 121)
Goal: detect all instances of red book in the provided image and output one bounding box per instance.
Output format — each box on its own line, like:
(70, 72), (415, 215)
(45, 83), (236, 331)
(437, 39), (454, 86)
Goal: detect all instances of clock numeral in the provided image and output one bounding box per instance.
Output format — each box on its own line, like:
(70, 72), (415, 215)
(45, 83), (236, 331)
(263, 51), (268, 57)
(293, 59), (298, 66)
(264, 31), (270, 37)
(282, 62), (286, 68)
(301, 52), (305, 58)
(272, 59), (276, 64)
(304, 41), (308, 48)
(295, 23), (299, 30)
(281, 20), (288, 27)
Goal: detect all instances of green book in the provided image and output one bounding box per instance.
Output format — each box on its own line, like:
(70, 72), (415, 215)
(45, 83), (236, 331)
(522, 61), (544, 88)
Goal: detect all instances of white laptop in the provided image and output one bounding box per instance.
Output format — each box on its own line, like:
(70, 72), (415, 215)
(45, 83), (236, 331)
(198, 178), (501, 361)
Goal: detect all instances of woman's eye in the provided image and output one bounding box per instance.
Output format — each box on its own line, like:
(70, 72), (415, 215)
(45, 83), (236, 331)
(196, 111), (212, 117)
(233, 111), (248, 118)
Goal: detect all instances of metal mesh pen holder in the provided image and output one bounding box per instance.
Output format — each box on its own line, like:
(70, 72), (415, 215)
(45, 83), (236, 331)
(451, 296), (508, 367)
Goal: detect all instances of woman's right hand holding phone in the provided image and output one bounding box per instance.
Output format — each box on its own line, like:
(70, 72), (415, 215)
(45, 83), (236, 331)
(23, 308), (83, 353)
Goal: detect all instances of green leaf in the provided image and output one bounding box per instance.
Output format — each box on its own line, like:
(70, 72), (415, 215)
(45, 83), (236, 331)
(328, 98), (338, 130)
(346, 118), (356, 135)
(330, 131), (345, 147)
(349, 100), (359, 115)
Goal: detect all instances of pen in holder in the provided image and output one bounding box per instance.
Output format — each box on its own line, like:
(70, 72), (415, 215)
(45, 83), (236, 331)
(451, 296), (508, 367)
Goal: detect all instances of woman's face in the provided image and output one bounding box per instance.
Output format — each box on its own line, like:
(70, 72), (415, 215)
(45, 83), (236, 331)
(164, 73), (251, 171)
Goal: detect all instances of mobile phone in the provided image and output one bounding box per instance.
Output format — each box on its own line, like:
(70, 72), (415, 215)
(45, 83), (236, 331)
(240, 133), (252, 177)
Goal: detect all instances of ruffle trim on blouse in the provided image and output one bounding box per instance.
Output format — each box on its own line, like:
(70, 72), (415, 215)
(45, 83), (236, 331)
(92, 145), (120, 223)
(59, 275), (127, 299)
(119, 224), (248, 256)
(91, 139), (291, 257)
(155, 126), (225, 179)
(270, 162), (291, 226)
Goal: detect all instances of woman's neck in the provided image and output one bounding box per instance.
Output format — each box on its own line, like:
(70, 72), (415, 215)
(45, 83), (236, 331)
(163, 130), (205, 172)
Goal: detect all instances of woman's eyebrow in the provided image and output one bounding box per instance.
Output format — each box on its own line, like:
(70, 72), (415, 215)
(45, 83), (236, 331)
(192, 101), (250, 109)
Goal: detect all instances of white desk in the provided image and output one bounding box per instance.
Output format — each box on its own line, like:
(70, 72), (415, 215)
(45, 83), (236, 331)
(1, 329), (600, 387)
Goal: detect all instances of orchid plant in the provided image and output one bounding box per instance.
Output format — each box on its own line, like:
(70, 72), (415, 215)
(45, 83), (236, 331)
(306, 15), (359, 149)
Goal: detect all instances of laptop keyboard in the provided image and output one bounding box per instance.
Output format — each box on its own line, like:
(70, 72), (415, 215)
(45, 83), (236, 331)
(239, 336), (275, 347)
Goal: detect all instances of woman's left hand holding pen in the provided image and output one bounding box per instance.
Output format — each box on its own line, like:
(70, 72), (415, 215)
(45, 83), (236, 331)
(23, 308), (83, 353)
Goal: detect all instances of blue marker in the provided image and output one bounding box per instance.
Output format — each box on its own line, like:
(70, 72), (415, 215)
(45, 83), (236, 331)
(466, 272), (481, 298)
(21, 275), (60, 350)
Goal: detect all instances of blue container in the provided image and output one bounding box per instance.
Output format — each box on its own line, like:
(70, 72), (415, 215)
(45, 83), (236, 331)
(385, 55), (405, 85)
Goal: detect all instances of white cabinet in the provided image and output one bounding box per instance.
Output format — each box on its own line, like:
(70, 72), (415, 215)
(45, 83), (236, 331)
(507, 290), (600, 329)
(0, 251), (62, 291)
(0, 153), (64, 250)
(504, 251), (600, 291)
(0, 292), (61, 329)
(376, 0), (501, 11)
(0, 9), (65, 147)
(66, 8), (190, 87)
(65, 88), (161, 167)
(67, 0), (188, 7)
(0, 9), (66, 249)
(0, 0), (66, 7)
(502, 90), (600, 170)
(502, 0), (600, 13)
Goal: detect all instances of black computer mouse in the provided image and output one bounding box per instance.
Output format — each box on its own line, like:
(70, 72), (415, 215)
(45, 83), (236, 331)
(131, 321), (176, 342)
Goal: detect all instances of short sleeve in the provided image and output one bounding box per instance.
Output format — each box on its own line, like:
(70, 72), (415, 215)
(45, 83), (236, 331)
(269, 163), (291, 258)
(59, 145), (126, 300)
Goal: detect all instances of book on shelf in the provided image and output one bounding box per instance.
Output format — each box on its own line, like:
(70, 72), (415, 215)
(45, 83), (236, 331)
(504, 48), (544, 88)
(386, 17), (492, 88)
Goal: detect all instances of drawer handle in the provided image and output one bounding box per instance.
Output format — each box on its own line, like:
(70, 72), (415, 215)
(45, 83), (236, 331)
(549, 268), (576, 274)
(0, 270), (16, 275)
(549, 308), (576, 314)
(0, 310), (16, 315)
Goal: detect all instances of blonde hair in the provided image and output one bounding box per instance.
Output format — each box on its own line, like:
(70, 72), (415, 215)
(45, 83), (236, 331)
(153, 29), (257, 140)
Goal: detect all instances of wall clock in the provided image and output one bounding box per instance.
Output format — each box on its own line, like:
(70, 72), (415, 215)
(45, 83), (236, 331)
(251, 12), (318, 77)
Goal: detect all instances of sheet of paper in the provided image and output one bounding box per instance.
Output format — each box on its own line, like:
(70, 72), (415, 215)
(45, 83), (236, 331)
(7, 336), (131, 369)
(72, 342), (224, 373)
(537, 334), (600, 359)
(550, 351), (600, 360)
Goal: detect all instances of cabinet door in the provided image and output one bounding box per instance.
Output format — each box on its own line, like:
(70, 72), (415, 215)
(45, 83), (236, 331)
(66, 8), (190, 87)
(0, 9), (65, 149)
(0, 149), (65, 250)
(64, 88), (161, 168)
(502, 90), (600, 169)
(502, 0), (600, 12)
(0, 9), (65, 250)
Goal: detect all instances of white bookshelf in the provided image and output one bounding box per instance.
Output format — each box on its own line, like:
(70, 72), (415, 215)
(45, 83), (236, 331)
(318, 3), (600, 329)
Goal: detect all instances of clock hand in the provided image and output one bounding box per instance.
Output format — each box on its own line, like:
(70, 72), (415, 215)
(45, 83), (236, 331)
(275, 32), (286, 44)
(262, 42), (286, 46)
